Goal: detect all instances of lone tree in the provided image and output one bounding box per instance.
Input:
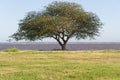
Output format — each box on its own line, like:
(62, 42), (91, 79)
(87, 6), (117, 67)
(11, 1), (102, 50)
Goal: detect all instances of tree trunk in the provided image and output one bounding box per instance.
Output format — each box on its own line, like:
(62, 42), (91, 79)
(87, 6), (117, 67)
(53, 37), (68, 50)
(61, 44), (67, 50)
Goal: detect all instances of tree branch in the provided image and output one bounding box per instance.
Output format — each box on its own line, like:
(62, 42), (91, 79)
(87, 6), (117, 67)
(52, 35), (62, 46)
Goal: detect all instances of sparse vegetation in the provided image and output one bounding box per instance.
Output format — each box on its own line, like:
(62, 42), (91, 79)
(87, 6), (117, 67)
(3, 48), (20, 52)
(0, 50), (120, 80)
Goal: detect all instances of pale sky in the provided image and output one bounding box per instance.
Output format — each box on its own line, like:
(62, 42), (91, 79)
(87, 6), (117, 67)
(0, 0), (120, 42)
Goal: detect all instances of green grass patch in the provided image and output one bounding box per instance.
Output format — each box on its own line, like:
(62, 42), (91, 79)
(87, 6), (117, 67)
(3, 48), (20, 52)
(0, 50), (120, 80)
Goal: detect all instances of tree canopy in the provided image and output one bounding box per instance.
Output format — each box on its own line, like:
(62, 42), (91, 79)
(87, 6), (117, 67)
(11, 1), (102, 50)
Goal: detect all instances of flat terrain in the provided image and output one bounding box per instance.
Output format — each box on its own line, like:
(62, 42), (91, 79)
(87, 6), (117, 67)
(1, 42), (120, 50)
(0, 50), (120, 80)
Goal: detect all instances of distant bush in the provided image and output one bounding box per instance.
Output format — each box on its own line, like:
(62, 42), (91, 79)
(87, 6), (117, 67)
(52, 49), (68, 51)
(52, 49), (62, 51)
(4, 48), (20, 52)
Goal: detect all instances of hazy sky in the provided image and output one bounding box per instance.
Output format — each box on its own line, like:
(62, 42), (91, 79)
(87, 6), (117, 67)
(0, 0), (120, 42)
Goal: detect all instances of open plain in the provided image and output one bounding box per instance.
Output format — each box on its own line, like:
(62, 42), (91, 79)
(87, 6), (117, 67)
(0, 50), (120, 80)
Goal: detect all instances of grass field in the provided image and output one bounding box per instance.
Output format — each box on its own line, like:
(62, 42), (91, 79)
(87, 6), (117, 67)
(0, 50), (120, 80)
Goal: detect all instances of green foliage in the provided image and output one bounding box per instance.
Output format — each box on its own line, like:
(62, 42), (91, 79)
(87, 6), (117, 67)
(3, 48), (20, 52)
(11, 1), (103, 50)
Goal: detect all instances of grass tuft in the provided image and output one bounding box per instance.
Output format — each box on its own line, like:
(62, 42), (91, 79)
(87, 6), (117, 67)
(3, 48), (20, 52)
